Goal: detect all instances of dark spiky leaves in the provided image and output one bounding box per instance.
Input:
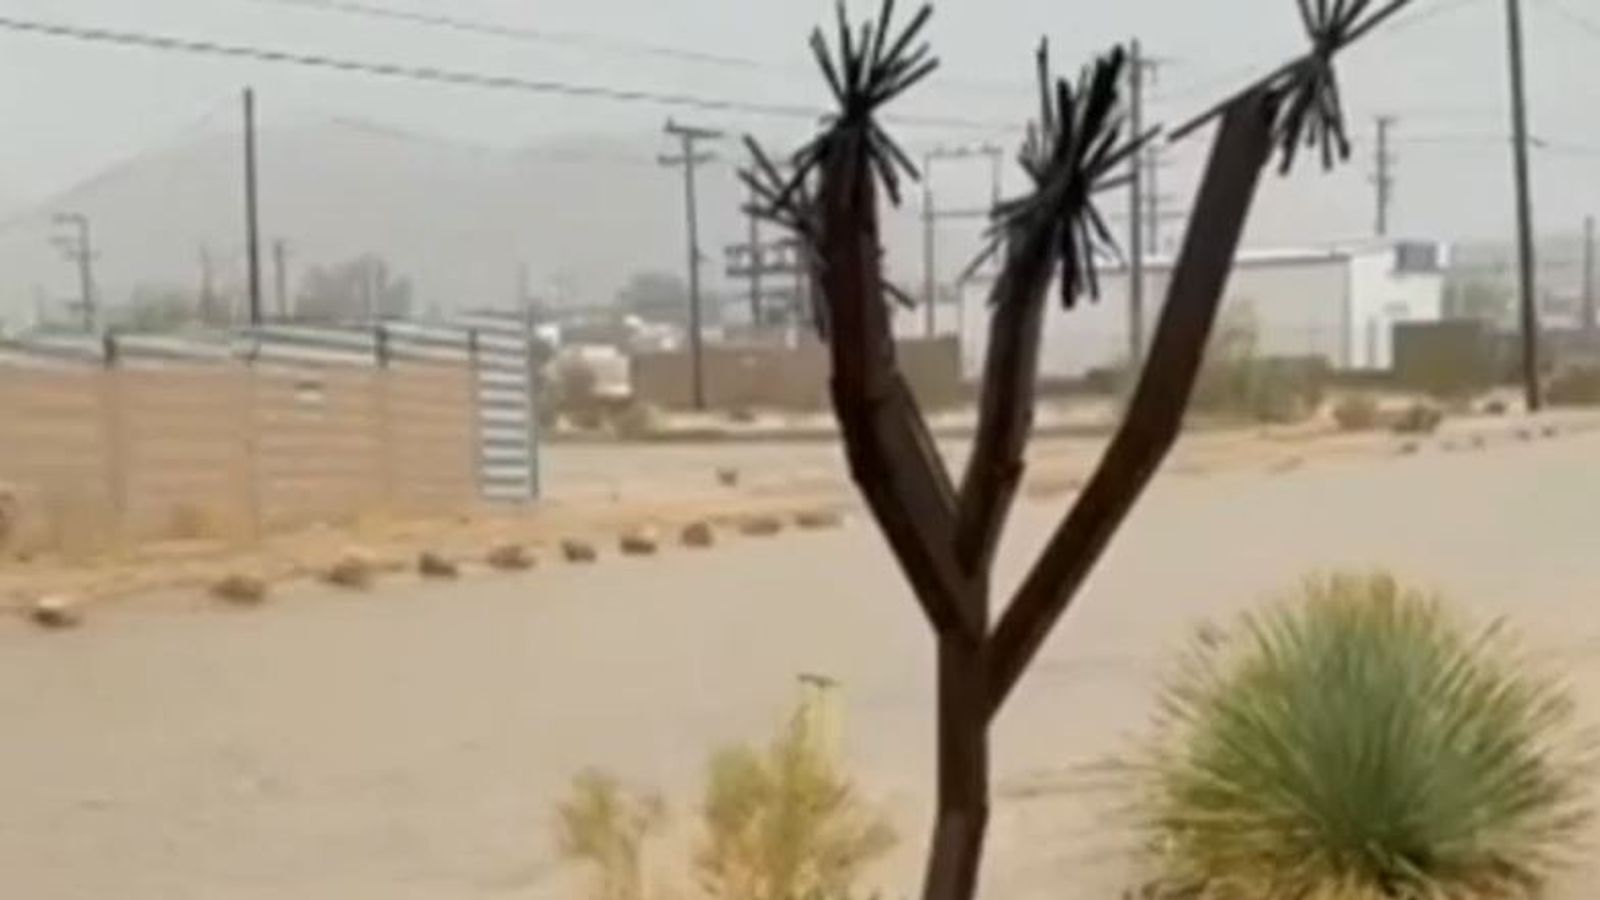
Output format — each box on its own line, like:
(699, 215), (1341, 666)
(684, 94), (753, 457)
(738, 1), (938, 334)
(785, 0), (938, 213)
(1169, 0), (1415, 174)
(974, 42), (1154, 309)
(738, 0), (938, 231)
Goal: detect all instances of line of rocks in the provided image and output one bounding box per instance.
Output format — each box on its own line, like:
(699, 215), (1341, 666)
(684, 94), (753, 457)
(15, 506), (850, 631)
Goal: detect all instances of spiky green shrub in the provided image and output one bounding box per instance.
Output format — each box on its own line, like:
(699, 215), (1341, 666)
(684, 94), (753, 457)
(555, 770), (668, 900)
(1129, 571), (1590, 899)
(695, 701), (896, 900)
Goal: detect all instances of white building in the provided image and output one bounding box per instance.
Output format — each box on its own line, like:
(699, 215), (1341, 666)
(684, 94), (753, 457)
(940, 240), (1447, 380)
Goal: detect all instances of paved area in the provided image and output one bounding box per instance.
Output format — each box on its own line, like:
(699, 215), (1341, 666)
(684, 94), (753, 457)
(4, 430), (1600, 899)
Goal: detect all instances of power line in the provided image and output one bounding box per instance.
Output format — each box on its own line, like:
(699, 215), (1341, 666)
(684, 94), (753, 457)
(241, 0), (1030, 96)
(1383, 0), (1495, 34)
(0, 13), (1013, 131)
(1149, 0), (1485, 108)
(242, 0), (768, 70)
(1536, 138), (1600, 157)
(1531, 0), (1600, 40)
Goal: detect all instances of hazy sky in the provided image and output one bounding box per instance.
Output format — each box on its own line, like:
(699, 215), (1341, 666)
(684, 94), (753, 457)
(0, 0), (1596, 249)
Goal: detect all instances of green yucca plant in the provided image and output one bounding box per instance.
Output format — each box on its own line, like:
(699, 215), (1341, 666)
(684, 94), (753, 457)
(1129, 571), (1591, 900)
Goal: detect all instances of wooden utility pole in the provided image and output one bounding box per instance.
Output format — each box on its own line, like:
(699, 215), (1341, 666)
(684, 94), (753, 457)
(1504, 0), (1541, 410)
(198, 244), (218, 323)
(1584, 215), (1595, 340)
(1128, 39), (1147, 364)
(746, 181), (763, 325)
(51, 212), (95, 331)
(660, 119), (721, 411)
(1147, 148), (1163, 251)
(923, 144), (1006, 337)
(243, 87), (264, 326)
(1374, 115), (1396, 237)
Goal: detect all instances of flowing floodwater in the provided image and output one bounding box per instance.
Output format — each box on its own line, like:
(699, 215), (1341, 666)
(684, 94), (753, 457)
(4, 433), (1600, 899)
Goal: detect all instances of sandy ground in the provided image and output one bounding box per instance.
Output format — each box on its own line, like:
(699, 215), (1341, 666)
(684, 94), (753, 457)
(4, 420), (1600, 898)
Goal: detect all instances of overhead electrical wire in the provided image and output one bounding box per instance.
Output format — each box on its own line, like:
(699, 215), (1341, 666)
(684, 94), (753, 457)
(240, 0), (1031, 96)
(241, 0), (767, 69)
(0, 13), (1016, 131)
(1530, 0), (1600, 41)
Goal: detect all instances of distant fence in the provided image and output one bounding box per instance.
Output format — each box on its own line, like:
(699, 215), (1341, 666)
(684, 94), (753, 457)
(0, 316), (539, 556)
(631, 336), (963, 411)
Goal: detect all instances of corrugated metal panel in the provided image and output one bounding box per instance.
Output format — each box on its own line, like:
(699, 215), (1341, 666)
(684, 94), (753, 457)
(116, 334), (235, 366)
(466, 314), (539, 503)
(0, 335), (104, 366)
(4, 316), (542, 504)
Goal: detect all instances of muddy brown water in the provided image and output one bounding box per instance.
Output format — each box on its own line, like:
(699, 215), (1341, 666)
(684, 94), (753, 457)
(4, 433), (1600, 899)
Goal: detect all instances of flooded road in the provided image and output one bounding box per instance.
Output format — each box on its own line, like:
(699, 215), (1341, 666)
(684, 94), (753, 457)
(5, 432), (1600, 899)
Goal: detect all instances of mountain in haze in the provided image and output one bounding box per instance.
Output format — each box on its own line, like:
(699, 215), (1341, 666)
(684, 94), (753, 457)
(0, 115), (1542, 335)
(0, 121), (761, 329)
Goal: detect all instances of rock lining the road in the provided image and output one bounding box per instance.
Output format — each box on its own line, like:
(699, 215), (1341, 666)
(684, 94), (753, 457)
(795, 510), (844, 530)
(323, 549), (379, 589)
(680, 521), (715, 548)
(738, 515), (785, 538)
(28, 594), (82, 629)
(211, 573), (269, 605)
(619, 528), (660, 557)
(561, 539), (599, 564)
(486, 543), (537, 572)
(418, 552), (461, 579)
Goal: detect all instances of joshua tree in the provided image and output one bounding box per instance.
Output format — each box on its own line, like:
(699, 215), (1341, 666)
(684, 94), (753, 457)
(741, 2), (1418, 899)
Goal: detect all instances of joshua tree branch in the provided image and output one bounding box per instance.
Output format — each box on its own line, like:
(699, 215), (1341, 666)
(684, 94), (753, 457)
(816, 153), (977, 639)
(985, 91), (1278, 718)
(953, 224), (1055, 577)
